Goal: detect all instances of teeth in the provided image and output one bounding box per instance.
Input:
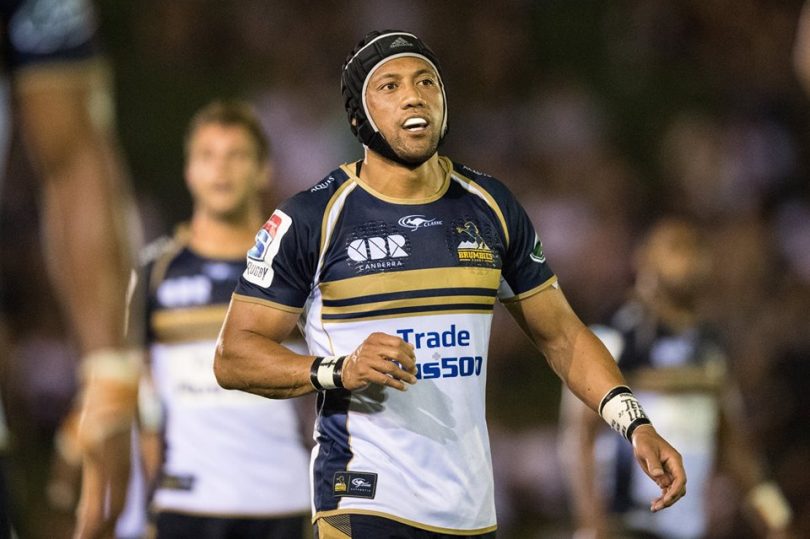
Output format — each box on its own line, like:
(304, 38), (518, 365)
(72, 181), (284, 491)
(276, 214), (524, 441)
(403, 117), (427, 129)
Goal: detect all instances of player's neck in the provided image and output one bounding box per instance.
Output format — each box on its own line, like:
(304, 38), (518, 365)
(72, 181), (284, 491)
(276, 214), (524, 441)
(188, 206), (263, 259)
(359, 151), (445, 200)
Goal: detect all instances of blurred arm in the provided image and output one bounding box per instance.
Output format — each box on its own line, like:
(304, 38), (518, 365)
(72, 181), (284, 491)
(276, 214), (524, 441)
(559, 387), (611, 538)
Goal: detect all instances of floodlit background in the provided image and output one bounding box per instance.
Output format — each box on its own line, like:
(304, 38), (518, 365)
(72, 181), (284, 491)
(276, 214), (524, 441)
(1, 1), (809, 537)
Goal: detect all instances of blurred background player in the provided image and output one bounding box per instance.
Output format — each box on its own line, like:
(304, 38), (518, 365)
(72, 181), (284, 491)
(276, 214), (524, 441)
(130, 100), (311, 539)
(559, 216), (794, 539)
(0, 1), (143, 538)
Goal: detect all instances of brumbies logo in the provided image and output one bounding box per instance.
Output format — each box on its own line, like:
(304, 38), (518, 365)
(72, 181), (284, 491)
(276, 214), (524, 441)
(244, 210), (292, 287)
(455, 221), (494, 263)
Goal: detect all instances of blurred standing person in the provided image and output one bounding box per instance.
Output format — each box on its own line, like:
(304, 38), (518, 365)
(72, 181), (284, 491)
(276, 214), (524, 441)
(132, 101), (310, 539)
(0, 1), (143, 538)
(559, 217), (794, 539)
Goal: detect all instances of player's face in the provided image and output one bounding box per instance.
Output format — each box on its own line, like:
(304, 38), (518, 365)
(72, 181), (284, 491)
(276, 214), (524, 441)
(185, 123), (268, 219)
(364, 56), (444, 164)
(645, 224), (712, 303)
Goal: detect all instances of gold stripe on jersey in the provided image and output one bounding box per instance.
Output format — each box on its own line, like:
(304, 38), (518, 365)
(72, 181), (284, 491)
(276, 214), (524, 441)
(315, 509), (498, 536)
(499, 275), (559, 303)
(320, 294), (495, 317)
(339, 157), (452, 206)
(450, 171), (510, 248)
(319, 267), (501, 302)
(151, 305), (228, 343)
(320, 178), (358, 258)
(231, 293), (304, 314)
(322, 308), (494, 324)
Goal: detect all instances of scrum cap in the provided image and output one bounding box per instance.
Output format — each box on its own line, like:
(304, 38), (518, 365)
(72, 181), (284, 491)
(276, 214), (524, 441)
(341, 30), (448, 165)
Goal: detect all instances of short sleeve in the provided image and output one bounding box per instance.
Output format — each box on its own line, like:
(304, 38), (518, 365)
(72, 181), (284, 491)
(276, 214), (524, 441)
(235, 205), (317, 311)
(495, 186), (556, 302)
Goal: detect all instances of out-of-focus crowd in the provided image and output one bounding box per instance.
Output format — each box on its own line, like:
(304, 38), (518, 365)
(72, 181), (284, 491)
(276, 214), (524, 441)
(1, 1), (809, 538)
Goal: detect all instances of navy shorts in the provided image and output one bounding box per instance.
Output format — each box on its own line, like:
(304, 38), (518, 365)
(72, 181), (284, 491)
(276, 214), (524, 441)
(154, 511), (307, 539)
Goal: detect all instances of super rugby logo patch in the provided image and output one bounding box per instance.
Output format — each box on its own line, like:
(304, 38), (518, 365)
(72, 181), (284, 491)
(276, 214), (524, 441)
(244, 210), (292, 287)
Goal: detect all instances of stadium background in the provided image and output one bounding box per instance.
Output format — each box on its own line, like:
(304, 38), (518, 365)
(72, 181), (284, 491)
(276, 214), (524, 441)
(1, 1), (808, 537)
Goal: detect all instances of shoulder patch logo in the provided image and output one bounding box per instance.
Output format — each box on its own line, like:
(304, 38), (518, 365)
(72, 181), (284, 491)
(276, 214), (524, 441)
(529, 234), (546, 263)
(244, 210), (292, 288)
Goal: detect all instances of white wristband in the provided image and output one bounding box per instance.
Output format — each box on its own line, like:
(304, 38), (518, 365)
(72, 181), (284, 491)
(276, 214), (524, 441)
(598, 385), (651, 441)
(80, 349), (142, 384)
(309, 356), (346, 391)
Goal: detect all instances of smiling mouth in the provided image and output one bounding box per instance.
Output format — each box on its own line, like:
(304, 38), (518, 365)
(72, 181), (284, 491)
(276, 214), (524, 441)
(402, 117), (429, 131)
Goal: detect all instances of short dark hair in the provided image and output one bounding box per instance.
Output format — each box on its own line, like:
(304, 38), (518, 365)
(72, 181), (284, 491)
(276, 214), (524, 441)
(184, 100), (270, 162)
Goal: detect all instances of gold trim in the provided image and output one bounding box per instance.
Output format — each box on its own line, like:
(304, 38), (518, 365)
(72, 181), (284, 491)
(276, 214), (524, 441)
(319, 267), (501, 302)
(338, 156), (452, 205)
(321, 294), (495, 316)
(450, 170), (510, 247)
(322, 308), (493, 324)
(500, 275), (558, 303)
(231, 293), (303, 314)
(320, 178), (358, 257)
(314, 509), (497, 535)
(151, 305), (227, 343)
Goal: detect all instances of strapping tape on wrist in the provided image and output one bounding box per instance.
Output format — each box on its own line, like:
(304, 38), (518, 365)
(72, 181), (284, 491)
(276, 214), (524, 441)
(599, 385), (651, 441)
(310, 356), (346, 391)
(79, 349), (142, 384)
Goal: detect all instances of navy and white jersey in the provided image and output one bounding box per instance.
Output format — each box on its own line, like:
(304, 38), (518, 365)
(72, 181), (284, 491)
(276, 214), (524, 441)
(138, 228), (311, 517)
(592, 300), (727, 539)
(234, 157), (556, 533)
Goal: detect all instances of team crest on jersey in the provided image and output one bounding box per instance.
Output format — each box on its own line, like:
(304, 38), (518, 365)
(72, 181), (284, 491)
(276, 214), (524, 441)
(529, 234), (546, 263)
(332, 471), (377, 499)
(244, 210), (292, 287)
(454, 221), (495, 265)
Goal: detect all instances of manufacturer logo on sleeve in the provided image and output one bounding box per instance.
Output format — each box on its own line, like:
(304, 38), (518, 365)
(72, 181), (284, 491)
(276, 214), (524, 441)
(333, 471), (377, 499)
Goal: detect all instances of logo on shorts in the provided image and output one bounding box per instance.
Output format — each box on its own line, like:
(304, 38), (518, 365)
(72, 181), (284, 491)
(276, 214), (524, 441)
(333, 472), (377, 499)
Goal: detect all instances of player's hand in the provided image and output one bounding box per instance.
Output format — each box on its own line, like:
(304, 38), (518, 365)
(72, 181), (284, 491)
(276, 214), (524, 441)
(630, 424), (687, 512)
(73, 428), (132, 539)
(72, 351), (141, 539)
(341, 332), (418, 391)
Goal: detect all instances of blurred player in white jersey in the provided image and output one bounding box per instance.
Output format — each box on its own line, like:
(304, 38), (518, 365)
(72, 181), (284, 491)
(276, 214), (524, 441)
(213, 30), (687, 538)
(0, 1), (142, 537)
(559, 217), (794, 539)
(131, 101), (310, 539)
